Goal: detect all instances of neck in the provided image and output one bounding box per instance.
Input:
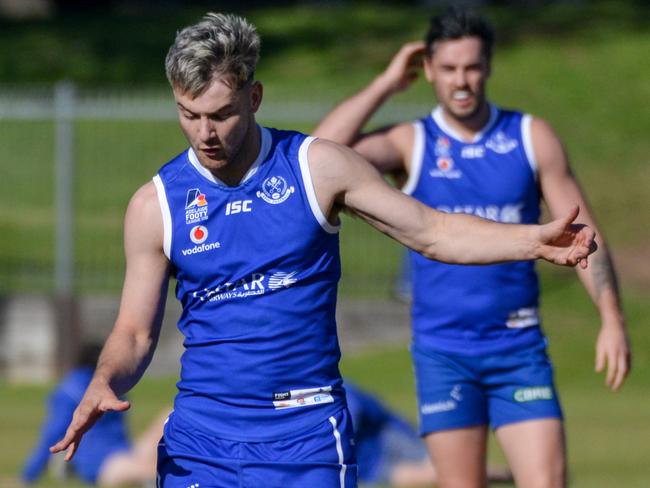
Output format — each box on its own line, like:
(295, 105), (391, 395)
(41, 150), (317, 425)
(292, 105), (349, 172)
(441, 102), (491, 142)
(212, 124), (261, 186)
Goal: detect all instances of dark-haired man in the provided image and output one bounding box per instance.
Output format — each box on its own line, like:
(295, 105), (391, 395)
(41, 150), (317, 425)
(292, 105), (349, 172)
(315, 8), (630, 488)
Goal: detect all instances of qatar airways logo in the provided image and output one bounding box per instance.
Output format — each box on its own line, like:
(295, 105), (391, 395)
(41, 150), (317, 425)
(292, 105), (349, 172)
(435, 203), (524, 223)
(192, 270), (298, 303)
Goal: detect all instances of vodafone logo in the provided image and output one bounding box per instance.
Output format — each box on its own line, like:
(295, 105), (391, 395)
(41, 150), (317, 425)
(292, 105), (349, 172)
(437, 157), (453, 171)
(190, 225), (208, 244)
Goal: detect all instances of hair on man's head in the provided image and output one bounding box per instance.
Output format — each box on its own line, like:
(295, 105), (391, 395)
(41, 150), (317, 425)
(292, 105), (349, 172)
(165, 12), (261, 97)
(425, 7), (494, 60)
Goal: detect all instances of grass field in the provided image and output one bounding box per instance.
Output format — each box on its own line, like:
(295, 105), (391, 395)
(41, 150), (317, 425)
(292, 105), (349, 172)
(1, 2), (649, 486)
(1, 274), (649, 487)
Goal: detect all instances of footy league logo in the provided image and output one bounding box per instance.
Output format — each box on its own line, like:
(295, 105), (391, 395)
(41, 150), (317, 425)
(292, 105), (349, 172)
(257, 176), (295, 205)
(185, 188), (209, 224)
(435, 136), (451, 157)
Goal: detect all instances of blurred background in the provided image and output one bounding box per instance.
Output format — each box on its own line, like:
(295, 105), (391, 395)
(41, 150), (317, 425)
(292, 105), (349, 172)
(0, 0), (648, 486)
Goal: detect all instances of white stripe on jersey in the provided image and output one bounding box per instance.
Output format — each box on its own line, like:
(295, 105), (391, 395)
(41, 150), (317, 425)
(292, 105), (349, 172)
(298, 136), (340, 234)
(153, 174), (172, 259)
(402, 121), (425, 196)
(521, 114), (538, 178)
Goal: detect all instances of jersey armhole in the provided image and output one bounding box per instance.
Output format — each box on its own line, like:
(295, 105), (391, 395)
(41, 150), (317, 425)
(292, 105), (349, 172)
(298, 137), (340, 234)
(152, 175), (172, 259)
(401, 121), (425, 195)
(521, 114), (538, 179)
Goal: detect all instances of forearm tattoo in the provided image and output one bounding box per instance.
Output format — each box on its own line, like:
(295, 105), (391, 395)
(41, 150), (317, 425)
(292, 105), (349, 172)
(591, 250), (620, 300)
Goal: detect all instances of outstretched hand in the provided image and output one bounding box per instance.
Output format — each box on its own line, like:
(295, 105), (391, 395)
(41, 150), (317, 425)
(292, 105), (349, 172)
(537, 206), (597, 268)
(49, 380), (130, 461)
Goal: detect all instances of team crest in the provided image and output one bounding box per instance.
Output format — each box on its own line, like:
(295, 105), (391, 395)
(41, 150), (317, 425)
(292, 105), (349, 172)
(257, 176), (295, 205)
(486, 132), (518, 154)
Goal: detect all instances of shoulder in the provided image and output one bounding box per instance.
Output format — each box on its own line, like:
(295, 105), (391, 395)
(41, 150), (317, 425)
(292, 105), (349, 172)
(128, 181), (162, 219)
(124, 181), (165, 250)
(526, 116), (570, 175)
(386, 121), (416, 147)
(527, 116), (566, 155)
(308, 138), (370, 174)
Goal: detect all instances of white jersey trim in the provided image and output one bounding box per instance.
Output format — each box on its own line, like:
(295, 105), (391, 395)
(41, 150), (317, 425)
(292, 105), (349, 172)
(329, 415), (347, 488)
(431, 104), (499, 143)
(402, 121), (425, 195)
(521, 114), (538, 178)
(298, 137), (340, 234)
(152, 175), (172, 259)
(187, 125), (272, 185)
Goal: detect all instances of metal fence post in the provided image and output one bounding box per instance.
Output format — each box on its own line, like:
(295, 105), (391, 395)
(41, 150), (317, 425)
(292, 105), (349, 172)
(53, 80), (80, 373)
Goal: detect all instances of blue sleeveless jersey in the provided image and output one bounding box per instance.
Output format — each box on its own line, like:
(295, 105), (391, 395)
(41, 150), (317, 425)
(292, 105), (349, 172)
(404, 106), (545, 355)
(153, 127), (344, 441)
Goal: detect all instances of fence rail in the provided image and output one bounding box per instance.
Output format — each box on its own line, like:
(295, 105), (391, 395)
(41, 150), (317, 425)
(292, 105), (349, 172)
(1, 83), (418, 298)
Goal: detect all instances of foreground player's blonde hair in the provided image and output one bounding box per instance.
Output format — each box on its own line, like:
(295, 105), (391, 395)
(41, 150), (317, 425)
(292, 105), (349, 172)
(165, 12), (260, 96)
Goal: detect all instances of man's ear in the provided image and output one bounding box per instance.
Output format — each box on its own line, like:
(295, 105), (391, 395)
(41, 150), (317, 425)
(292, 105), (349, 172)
(423, 55), (435, 83)
(250, 81), (263, 113)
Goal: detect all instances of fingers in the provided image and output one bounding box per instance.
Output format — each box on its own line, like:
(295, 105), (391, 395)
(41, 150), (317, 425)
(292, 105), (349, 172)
(50, 422), (81, 459)
(559, 204), (580, 228)
(610, 351), (631, 391)
(595, 347), (605, 373)
(605, 352), (617, 388)
(597, 347), (631, 391)
(399, 40), (426, 58)
(385, 41), (426, 87)
(49, 395), (129, 461)
(100, 398), (131, 412)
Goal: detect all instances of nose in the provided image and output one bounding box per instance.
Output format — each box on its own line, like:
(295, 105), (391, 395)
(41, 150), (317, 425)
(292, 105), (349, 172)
(198, 117), (216, 142)
(453, 68), (468, 88)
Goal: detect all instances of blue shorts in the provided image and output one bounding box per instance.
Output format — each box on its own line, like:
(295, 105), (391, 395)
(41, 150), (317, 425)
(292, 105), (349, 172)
(157, 408), (357, 488)
(412, 341), (563, 435)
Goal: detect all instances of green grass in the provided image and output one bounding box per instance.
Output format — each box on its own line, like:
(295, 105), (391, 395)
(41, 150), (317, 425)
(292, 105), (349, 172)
(2, 272), (648, 487)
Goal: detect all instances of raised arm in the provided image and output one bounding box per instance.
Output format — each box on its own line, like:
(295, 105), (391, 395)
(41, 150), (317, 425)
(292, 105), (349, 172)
(532, 117), (630, 390)
(308, 138), (595, 267)
(50, 181), (171, 461)
(313, 41), (425, 173)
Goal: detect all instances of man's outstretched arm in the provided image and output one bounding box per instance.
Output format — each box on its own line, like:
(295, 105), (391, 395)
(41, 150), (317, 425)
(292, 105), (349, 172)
(50, 181), (171, 461)
(308, 139), (595, 267)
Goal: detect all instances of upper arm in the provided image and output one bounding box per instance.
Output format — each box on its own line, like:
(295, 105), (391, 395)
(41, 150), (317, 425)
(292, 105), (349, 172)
(308, 139), (439, 253)
(532, 117), (595, 221)
(114, 182), (171, 338)
(350, 123), (415, 174)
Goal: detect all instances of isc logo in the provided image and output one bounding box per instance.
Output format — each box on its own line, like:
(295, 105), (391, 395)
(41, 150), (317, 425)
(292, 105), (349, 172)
(225, 200), (252, 215)
(461, 146), (485, 159)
